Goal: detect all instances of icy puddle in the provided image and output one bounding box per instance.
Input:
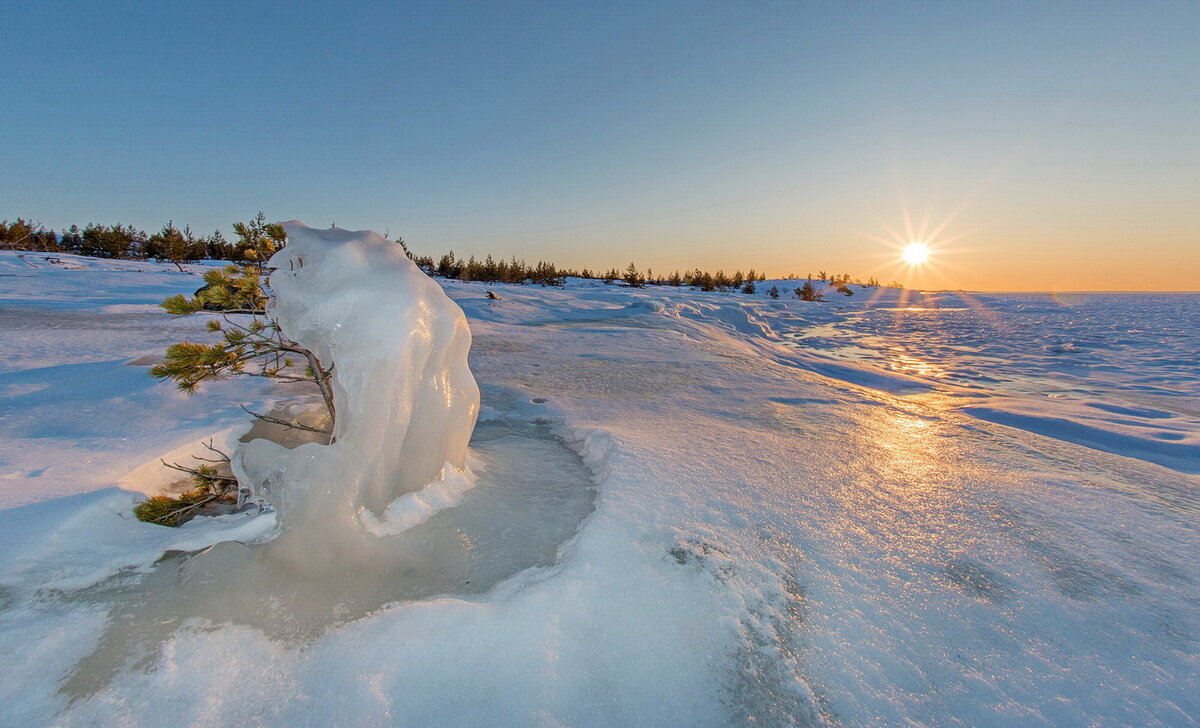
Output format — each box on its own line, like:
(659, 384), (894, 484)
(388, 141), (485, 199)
(61, 417), (597, 698)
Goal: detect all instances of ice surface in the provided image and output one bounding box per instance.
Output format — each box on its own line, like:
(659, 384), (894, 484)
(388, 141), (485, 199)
(772, 291), (1200, 473)
(57, 417), (597, 697)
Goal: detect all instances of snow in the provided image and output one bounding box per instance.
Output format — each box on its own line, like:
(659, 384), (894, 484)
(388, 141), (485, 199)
(1, 248), (1199, 726)
(0, 252), (272, 508)
(766, 290), (1200, 474)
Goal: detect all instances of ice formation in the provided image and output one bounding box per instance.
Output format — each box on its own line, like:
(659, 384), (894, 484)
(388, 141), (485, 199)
(234, 222), (480, 568)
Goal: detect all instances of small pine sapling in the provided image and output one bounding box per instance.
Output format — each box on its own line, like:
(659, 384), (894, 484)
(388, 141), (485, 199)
(795, 281), (822, 301)
(143, 215), (335, 526)
(623, 262), (645, 287)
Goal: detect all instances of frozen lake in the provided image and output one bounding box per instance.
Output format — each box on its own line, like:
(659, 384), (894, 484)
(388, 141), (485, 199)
(782, 292), (1200, 475)
(787, 292), (1200, 401)
(1, 252), (1197, 726)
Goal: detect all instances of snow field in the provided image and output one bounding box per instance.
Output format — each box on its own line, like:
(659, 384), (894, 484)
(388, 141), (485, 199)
(0, 246), (1197, 725)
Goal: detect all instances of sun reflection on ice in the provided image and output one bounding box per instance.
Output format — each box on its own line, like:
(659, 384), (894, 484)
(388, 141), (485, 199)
(888, 349), (944, 378)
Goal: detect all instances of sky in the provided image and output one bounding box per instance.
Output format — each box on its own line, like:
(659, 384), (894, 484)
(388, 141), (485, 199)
(3, 1), (1198, 291)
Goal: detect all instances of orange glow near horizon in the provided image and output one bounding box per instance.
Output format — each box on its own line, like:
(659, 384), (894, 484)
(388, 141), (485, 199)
(857, 175), (980, 292)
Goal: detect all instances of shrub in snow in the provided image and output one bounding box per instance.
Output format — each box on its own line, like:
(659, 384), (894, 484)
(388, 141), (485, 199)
(795, 281), (822, 301)
(133, 485), (224, 527)
(144, 216), (335, 526)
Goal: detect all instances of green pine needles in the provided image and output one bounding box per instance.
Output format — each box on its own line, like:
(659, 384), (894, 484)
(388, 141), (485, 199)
(133, 489), (218, 527)
(139, 214), (335, 526)
(159, 264), (267, 317)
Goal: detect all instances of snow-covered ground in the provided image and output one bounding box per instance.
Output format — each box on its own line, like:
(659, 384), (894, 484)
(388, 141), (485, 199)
(776, 289), (1200, 475)
(1, 247), (1198, 726)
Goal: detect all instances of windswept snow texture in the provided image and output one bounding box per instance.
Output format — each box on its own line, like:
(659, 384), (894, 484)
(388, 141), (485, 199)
(0, 250), (1198, 727)
(778, 290), (1200, 473)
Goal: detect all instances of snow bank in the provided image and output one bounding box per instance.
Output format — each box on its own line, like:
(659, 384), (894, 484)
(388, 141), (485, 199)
(235, 223), (480, 568)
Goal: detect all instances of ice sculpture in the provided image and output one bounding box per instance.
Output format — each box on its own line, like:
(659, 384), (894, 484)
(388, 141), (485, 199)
(234, 222), (480, 570)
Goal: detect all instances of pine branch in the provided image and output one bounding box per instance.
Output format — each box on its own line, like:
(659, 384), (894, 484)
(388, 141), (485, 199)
(143, 493), (221, 526)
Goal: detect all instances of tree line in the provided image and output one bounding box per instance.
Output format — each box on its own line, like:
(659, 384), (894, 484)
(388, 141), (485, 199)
(0, 215), (274, 267)
(416, 254), (897, 292)
(2, 215), (897, 290)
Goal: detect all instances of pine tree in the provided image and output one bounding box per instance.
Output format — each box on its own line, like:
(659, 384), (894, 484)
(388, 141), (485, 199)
(60, 225), (83, 253)
(231, 212), (285, 270)
(0, 218), (47, 250)
(437, 251), (458, 278)
(796, 281), (821, 301)
(623, 262), (644, 287)
(146, 215), (335, 525)
(205, 230), (233, 260)
(80, 223), (144, 258)
(148, 221), (197, 270)
(390, 234), (411, 258)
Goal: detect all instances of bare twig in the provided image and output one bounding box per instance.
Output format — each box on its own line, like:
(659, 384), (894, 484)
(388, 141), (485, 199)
(189, 454), (228, 463)
(239, 404), (332, 434)
(159, 459), (238, 483)
(200, 439), (231, 461)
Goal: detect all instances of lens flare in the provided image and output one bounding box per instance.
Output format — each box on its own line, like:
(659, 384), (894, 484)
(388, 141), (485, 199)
(902, 243), (931, 265)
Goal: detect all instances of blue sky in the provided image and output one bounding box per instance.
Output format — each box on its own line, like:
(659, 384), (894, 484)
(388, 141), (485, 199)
(3, 1), (1198, 289)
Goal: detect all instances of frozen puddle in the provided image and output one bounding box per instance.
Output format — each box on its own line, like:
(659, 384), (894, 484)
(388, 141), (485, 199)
(62, 417), (597, 698)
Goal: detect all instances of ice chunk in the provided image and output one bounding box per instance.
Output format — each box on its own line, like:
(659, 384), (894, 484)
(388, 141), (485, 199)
(234, 222), (480, 569)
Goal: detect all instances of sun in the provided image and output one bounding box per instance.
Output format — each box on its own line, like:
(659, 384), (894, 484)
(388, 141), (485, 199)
(902, 242), (931, 265)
